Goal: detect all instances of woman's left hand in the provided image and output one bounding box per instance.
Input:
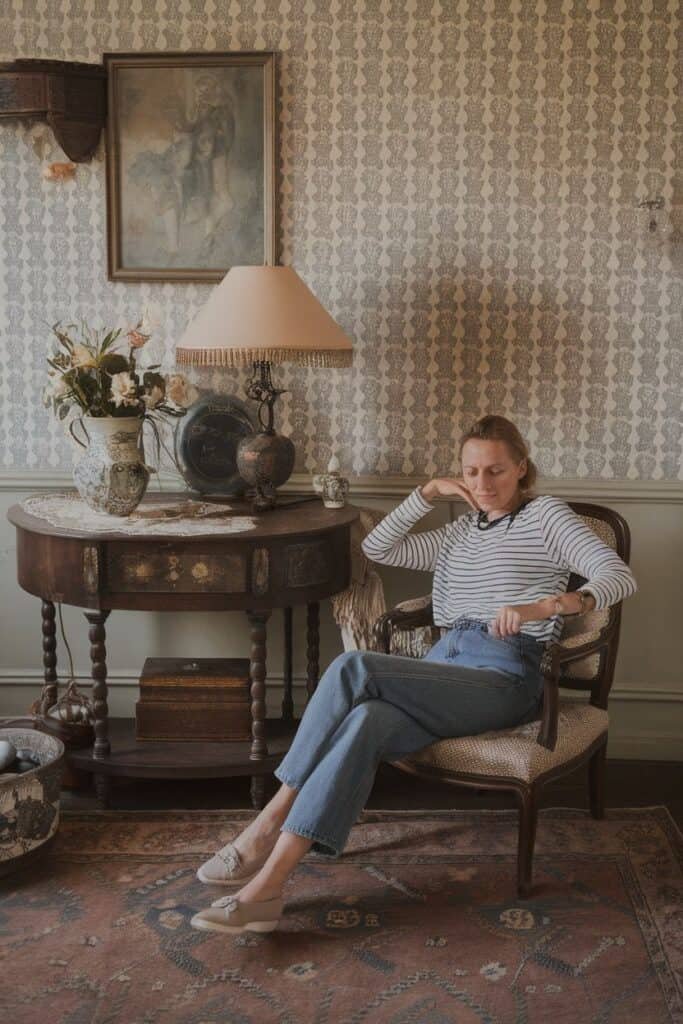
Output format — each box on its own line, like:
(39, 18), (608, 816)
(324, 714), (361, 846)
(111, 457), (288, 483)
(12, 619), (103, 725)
(489, 605), (526, 638)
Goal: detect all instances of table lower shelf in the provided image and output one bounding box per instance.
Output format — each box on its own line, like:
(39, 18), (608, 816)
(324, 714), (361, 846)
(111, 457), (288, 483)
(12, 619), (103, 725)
(67, 717), (300, 779)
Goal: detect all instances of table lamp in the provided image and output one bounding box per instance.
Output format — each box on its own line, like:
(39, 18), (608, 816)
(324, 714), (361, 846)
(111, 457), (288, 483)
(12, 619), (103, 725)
(175, 266), (353, 510)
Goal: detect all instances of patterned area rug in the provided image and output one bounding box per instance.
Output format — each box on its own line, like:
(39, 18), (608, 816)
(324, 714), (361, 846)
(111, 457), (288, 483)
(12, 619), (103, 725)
(1, 807), (681, 1023)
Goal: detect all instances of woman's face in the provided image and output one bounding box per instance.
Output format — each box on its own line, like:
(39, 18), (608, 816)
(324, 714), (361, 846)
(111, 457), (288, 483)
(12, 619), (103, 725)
(460, 439), (527, 510)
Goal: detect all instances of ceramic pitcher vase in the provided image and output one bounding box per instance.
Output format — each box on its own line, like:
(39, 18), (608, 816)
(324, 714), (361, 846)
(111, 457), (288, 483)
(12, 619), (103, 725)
(72, 416), (150, 515)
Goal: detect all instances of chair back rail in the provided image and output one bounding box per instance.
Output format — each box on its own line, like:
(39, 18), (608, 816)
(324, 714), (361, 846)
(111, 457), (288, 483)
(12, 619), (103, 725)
(562, 501), (630, 709)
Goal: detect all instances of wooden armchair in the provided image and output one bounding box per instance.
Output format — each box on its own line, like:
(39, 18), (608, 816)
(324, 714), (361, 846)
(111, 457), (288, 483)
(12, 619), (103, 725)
(372, 501), (631, 898)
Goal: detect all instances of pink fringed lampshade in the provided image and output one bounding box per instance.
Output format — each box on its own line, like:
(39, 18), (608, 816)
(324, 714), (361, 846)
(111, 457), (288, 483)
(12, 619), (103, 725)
(175, 266), (353, 369)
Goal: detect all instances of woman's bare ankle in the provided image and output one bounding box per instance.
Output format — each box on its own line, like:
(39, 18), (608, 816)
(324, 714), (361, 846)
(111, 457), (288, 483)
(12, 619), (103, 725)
(231, 814), (280, 861)
(270, 783), (298, 814)
(228, 785), (297, 862)
(234, 876), (284, 903)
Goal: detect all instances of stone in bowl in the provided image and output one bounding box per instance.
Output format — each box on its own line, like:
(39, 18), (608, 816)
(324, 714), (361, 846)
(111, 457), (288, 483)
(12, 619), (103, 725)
(0, 729), (65, 876)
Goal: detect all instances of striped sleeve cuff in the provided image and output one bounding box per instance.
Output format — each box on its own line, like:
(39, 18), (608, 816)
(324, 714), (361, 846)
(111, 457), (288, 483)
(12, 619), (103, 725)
(579, 570), (637, 611)
(404, 486), (435, 516)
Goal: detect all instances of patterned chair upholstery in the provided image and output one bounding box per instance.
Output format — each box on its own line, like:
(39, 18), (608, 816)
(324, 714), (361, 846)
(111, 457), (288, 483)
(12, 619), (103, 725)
(372, 501), (631, 897)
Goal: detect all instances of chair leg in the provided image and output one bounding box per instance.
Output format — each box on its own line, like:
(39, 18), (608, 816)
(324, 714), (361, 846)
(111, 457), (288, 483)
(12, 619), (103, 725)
(588, 738), (607, 820)
(515, 786), (538, 899)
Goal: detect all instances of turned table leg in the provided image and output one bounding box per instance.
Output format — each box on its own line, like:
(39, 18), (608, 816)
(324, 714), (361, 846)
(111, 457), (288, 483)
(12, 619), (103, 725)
(247, 609), (270, 810)
(282, 607), (294, 723)
(41, 600), (59, 712)
(306, 601), (320, 700)
(93, 774), (111, 807)
(85, 610), (111, 807)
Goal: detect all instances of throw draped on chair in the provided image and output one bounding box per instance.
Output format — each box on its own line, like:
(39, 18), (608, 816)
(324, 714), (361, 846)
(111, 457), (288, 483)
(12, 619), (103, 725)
(331, 507), (387, 651)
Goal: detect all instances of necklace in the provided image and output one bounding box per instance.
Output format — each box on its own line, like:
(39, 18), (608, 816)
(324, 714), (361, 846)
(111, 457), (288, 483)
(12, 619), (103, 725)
(476, 499), (532, 531)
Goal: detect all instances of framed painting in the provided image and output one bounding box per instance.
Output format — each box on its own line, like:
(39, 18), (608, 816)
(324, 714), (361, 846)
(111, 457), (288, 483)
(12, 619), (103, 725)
(104, 51), (276, 282)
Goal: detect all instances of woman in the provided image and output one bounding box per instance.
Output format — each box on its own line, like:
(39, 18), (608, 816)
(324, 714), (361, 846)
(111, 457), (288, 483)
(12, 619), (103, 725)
(191, 415), (637, 934)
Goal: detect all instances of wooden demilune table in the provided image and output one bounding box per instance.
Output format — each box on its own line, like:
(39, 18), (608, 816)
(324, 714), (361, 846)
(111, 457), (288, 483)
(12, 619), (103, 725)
(8, 494), (359, 808)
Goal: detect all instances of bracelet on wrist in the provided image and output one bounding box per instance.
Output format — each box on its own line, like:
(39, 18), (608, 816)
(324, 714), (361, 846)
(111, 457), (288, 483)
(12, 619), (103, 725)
(550, 591), (591, 617)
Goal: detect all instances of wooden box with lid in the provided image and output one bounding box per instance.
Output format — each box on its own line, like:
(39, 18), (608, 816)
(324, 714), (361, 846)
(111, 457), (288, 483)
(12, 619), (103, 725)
(135, 657), (252, 742)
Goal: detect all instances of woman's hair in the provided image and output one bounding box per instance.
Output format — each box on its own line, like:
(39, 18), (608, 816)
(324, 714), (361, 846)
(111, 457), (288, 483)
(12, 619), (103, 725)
(458, 415), (538, 495)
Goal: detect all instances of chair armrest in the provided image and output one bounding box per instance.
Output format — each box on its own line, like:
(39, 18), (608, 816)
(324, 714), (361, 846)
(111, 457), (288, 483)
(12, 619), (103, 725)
(373, 599), (434, 654)
(555, 621), (618, 667)
(535, 620), (617, 750)
(536, 645), (561, 750)
(373, 602), (617, 751)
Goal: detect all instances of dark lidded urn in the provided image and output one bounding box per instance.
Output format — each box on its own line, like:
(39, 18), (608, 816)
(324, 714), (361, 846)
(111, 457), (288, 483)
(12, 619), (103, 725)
(237, 431), (296, 512)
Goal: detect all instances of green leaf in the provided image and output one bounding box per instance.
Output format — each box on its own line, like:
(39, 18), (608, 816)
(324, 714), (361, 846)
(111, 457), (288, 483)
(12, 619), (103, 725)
(54, 329), (74, 351)
(100, 328), (123, 354)
(99, 353), (130, 375)
(78, 375), (98, 398)
(111, 404), (142, 418)
(143, 371), (165, 389)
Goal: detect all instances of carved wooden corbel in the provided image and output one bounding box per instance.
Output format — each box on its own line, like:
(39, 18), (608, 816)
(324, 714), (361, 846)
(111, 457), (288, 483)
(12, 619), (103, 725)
(0, 59), (106, 162)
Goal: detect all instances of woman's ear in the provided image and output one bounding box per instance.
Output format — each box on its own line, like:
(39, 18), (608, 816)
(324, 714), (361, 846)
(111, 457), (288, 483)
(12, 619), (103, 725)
(518, 458), (527, 481)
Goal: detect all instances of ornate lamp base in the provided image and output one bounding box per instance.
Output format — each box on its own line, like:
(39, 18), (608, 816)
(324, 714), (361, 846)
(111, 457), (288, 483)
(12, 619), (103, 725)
(236, 430), (296, 511)
(236, 360), (297, 511)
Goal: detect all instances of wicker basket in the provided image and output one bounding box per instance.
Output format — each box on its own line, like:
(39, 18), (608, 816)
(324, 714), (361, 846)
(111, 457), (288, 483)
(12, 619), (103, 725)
(0, 729), (65, 875)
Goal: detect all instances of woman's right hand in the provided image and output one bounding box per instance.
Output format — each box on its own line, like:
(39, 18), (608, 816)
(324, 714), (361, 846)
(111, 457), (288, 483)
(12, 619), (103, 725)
(420, 477), (480, 511)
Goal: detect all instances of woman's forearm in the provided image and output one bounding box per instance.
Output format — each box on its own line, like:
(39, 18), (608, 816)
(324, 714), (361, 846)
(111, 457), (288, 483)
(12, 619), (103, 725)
(521, 592), (596, 623)
(360, 488), (447, 572)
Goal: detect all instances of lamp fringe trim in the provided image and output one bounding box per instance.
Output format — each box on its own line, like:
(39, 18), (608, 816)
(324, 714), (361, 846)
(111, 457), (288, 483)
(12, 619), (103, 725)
(176, 347), (353, 368)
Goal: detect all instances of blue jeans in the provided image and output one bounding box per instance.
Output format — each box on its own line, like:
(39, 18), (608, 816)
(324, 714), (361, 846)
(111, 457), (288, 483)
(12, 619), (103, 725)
(274, 618), (545, 857)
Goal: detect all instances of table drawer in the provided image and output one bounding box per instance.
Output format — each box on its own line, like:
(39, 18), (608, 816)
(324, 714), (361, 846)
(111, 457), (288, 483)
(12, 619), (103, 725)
(107, 545), (247, 593)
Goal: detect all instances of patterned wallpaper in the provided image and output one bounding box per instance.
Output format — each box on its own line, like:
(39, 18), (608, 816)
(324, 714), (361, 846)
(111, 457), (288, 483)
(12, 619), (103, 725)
(0, 0), (680, 481)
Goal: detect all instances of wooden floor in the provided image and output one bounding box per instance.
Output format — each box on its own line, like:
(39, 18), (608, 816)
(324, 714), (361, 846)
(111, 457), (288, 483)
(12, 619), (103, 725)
(63, 759), (683, 831)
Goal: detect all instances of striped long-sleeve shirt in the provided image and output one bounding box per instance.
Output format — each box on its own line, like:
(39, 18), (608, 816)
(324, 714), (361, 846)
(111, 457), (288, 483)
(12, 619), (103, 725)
(361, 488), (637, 644)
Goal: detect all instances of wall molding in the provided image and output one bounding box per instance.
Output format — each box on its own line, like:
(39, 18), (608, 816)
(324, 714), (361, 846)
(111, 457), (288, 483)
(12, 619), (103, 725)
(0, 669), (680, 704)
(2, 470), (683, 503)
(605, 736), (683, 759)
(2, 671), (680, 761)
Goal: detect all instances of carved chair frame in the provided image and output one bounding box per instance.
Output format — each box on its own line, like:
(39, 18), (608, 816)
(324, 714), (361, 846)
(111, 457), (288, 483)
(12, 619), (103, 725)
(372, 501), (631, 897)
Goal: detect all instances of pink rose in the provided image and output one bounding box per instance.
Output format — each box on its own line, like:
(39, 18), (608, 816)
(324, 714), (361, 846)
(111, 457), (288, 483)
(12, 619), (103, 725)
(127, 329), (149, 349)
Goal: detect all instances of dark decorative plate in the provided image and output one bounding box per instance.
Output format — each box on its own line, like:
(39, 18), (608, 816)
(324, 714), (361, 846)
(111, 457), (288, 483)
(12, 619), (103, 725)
(173, 391), (258, 496)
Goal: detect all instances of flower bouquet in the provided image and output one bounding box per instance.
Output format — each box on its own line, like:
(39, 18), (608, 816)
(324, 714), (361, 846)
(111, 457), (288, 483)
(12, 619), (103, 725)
(44, 318), (198, 515)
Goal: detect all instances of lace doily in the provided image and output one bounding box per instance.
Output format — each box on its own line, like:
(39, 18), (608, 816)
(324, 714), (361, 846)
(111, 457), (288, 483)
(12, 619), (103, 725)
(21, 493), (257, 537)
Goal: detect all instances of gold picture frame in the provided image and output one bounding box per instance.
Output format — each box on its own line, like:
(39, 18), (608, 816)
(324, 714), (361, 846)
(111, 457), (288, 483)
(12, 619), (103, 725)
(104, 50), (276, 282)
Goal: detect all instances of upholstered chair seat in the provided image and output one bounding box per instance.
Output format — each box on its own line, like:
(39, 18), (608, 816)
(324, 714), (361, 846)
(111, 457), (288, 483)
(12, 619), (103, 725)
(396, 700), (609, 786)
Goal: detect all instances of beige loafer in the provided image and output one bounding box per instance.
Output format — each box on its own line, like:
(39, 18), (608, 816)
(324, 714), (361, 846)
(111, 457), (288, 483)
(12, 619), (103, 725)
(191, 894), (283, 934)
(196, 842), (264, 886)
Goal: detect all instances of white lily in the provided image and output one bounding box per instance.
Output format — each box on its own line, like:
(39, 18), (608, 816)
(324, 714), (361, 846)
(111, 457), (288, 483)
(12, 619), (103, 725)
(71, 344), (97, 369)
(165, 373), (199, 408)
(142, 384), (165, 410)
(110, 371), (138, 407)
